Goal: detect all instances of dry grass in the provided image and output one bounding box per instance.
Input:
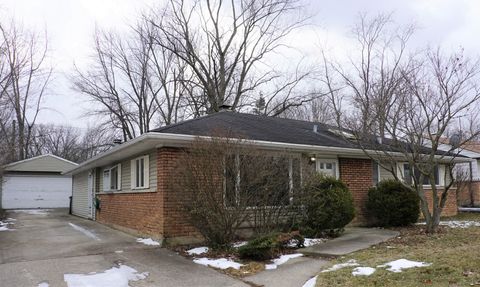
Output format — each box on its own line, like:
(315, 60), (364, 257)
(315, 212), (480, 287)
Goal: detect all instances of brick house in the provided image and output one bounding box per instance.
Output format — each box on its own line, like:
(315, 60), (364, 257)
(66, 111), (460, 245)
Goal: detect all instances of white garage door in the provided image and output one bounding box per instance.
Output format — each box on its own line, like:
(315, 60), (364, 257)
(2, 175), (72, 209)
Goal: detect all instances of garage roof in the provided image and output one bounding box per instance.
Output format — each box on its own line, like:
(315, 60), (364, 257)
(4, 154), (78, 173)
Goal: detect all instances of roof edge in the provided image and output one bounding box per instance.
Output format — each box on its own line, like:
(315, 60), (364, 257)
(64, 132), (468, 175)
(4, 154), (78, 170)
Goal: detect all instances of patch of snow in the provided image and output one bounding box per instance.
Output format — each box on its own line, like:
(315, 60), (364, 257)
(232, 241), (248, 248)
(265, 253), (303, 270)
(303, 238), (327, 247)
(37, 282), (49, 287)
(115, 250), (124, 254)
(68, 223), (100, 241)
(287, 238), (326, 248)
(352, 267), (376, 276)
(187, 246), (209, 255)
(64, 265), (148, 287)
(13, 209), (51, 215)
(321, 259), (359, 273)
(301, 275), (318, 287)
(136, 238), (160, 246)
(193, 258), (244, 270)
(377, 259), (431, 273)
(5, 218), (16, 222)
(0, 220), (13, 231)
(417, 220), (480, 228)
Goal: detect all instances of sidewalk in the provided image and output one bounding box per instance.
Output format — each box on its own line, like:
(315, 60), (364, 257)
(300, 227), (399, 257)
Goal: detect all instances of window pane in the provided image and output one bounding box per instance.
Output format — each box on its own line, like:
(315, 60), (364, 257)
(404, 164), (412, 185)
(110, 166), (118, 190)
(140, 158), (145, 187)
(326, 163), (332, 169)
(320, 163), (324, 169)
(224, 155), (237, 206)
(136, 159), (140, 187)
(239, 155), (289, 206)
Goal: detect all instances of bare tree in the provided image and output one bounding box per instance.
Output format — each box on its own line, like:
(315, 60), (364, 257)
(147, 0), (313, 115)
(170, 134), (302, 248)
(323, 14), (480, 233)
(28, 124), (114, 163)
(0, 20), (52, 160)
(73, 19), (189, 141)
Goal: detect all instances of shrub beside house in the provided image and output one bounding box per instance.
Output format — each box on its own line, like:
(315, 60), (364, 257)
(65, 112), (460, 245)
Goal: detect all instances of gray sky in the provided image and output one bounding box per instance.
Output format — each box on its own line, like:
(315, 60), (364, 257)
(3, 0), (479, 128)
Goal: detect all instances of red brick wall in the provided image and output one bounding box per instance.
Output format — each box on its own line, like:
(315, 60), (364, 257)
(422, 188), (458, 217)
(339, 158), (373, 224)
(158, 147), (202, 244)
(457, 181), (480, 207)
(96, 192), (163, 237)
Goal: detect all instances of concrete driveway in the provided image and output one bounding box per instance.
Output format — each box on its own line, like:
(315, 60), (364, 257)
(0, 209), (247, 287)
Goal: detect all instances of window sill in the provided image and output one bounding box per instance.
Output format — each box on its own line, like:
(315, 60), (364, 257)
(97, 189), (156, 195)
(132, 186), (150, 190)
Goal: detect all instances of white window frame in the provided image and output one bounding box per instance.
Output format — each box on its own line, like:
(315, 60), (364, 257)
(103, 164), (122, 192)
(397, 162), (444, 187)
(131, 155), (150, 189)
(315, 157), (339, 179)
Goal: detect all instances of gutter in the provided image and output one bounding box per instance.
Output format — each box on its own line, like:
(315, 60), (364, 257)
(64, 132), (469, 175)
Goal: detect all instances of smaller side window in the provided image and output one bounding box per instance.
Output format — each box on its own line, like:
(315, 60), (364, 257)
(131, 155), (150, 189)
(103, 164), (122, 192)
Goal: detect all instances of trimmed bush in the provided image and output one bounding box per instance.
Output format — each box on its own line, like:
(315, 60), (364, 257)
(301, 175), (355, 237)
(237, 232), (304, 260)
(367, 179), (420, 227)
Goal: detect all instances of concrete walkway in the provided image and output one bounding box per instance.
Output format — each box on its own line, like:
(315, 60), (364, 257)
(245, 227), (399, 287)
(245, 256), (328, 287)
(300, 227), (399, 257)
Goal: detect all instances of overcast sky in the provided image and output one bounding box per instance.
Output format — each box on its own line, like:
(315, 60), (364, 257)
(2, 0), (479, 129)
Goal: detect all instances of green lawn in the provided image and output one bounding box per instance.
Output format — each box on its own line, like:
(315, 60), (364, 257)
(315, 213), (480, 287)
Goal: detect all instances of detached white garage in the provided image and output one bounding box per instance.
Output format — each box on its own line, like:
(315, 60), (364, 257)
(1, 154), (78, 209)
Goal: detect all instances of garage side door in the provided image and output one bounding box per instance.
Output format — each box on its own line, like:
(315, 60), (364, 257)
(72, 171), (92, 219)
(2, 175), (72, 209)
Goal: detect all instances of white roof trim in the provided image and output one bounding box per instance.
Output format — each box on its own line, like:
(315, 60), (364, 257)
(3, 154), (78, 170)
(64, 132), (469, 175)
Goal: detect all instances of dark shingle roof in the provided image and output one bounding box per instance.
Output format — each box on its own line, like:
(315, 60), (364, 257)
(151, 112), (382, 150)
(150, 111), (464, 158)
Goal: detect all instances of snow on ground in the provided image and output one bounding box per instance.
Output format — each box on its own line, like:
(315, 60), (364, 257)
(136, 238), (160, 246)
(287, 238), (326, 248)
(232, 241), (248, 248)
(417, 220), (480, 228)
(13, 209), (51, 215)
(68, 223), (100, 241)
(37, 282), (49, 287)
(301, 275), (318, 287)
(0, 220), (14, 231)
(377, 259), (431, 273)
(187, 246), (209, 255)
(64, 265), (148, 287)
(303, 238), (327, 247)
(321, 259), (359, 273)
(193, 258), (244, 270)
(265, 253), (303, 270)
(352, 267), (376, 276)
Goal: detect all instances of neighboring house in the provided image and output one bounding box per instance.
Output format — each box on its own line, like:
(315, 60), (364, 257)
(452, 142), (480, 207)
(1, 154), (78, 209)
(65, 111), (461, 245)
